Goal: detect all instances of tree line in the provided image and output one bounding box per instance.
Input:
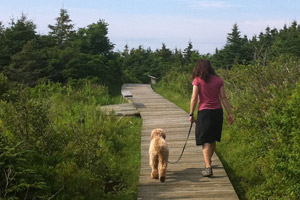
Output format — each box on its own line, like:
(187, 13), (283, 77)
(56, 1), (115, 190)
(2, 9), (300, 86)
(212, 22), (300, 68)
(0, 9), (116, 86)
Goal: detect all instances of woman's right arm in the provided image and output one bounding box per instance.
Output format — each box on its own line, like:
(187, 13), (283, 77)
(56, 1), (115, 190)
(189, 85), (199, 123)
(219, 85), (234, 125)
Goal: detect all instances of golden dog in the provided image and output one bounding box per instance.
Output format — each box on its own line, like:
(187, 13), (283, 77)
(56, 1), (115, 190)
(149, 128), (169, 182)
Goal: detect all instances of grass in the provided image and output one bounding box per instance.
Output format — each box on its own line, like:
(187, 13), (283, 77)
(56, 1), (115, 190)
(152, 84), (190, 113)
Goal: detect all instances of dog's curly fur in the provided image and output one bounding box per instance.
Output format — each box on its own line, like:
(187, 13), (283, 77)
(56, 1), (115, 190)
(149, 128), (169, 182)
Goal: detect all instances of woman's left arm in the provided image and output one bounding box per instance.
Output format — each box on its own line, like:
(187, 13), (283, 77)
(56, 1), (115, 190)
(219, 85), (234, 125)
(189, 85), (199, 123)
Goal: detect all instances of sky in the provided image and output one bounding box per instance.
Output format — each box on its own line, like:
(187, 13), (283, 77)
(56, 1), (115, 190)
(1, 0), (300, 54)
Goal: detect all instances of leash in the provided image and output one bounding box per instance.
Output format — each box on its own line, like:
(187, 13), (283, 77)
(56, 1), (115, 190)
(168, 122), (193, 164)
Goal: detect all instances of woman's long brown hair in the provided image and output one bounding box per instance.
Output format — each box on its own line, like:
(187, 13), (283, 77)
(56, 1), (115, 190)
(191, 59), (217, 82)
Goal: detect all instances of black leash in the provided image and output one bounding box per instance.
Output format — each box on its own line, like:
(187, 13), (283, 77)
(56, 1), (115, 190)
(168, 122), (193, 164)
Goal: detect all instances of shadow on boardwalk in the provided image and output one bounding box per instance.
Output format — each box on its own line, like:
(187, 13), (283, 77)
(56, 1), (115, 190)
(167, 168), (228, 183)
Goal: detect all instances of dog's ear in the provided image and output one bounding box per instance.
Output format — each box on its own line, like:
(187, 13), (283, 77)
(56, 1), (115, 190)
(150, 129), (156, 140)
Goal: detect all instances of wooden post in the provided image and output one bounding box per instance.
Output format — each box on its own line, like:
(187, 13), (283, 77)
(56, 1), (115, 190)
(147, 75), (158, 84)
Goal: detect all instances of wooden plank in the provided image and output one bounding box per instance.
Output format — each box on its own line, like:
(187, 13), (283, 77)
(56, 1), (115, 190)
(100, 103), (139, 116)
(122, 84), (239, 200)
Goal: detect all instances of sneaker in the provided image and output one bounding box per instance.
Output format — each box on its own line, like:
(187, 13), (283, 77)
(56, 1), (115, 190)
(202, 167), (213, 177)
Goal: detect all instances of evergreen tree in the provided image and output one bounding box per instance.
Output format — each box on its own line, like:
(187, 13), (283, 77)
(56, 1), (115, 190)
(273, 21), (300, 57)
(7, 40), (47, 85)
(251, 27), (277, 64)
(6, 13), (37, 54)
(0, 13), (36, 71)
(226, 23), (243, 64)
(45, 46), (80, 83)
(155, 43), (173, 75)
(122, 44), (129, 57)
(240, 35), (253, 63)
(227, 24), (242, 46)
(121, 46), (157, 83)
(183, 41), (194, 64)
(0, 22), (6, 70)
(173, 48), (184, 67)
(212, 23), (252, 68)
(48, 8), (75, 48)
(76, 20), (114, 55)
(158, 43), (172, 62)
(0, 21), (4, 36)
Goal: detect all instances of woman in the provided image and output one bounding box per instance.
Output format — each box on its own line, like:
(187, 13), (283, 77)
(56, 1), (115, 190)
(189, 59), (234, 177)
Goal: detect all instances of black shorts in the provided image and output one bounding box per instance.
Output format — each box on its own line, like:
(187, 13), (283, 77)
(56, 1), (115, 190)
(195, 109), (223, 145)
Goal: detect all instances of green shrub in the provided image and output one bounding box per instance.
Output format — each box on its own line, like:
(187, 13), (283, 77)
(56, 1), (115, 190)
(0, 80), (142, 199)
(0, 73), (9, 98)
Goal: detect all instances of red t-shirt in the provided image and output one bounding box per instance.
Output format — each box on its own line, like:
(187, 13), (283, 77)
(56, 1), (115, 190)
(192, 75), (224, 111)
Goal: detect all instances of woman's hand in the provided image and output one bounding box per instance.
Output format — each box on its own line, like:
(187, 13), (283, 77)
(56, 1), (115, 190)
(228, 114), (234, 125)
(189, 116), (195, 123)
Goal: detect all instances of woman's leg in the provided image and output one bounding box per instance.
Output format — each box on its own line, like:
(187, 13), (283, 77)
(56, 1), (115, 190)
(202, 142), (216, 177)
(202, 142), (216, 168)
(210, 142), (216, 164)
(202, 143), (212, 168)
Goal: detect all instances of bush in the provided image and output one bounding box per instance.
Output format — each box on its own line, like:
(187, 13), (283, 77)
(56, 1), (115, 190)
(0, 79), (142, 199)
(0, 73), (9, 98)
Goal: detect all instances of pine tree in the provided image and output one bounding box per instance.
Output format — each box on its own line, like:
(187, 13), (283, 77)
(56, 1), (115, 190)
(157, 43), (172, 62)
(122, 44), (129, 56)
(275, 21), (300, 57)
(0, 21), (4, 36)
(183, 41), (194, 64)
(0, 13), (36, 71)
(7, 40), (47, 85)
(172, 48), (184, 68)
(226, 23), (243, 64)
(48, 8), (75, 48)
(227, 24), (242, 46)
(0, 22), (6, 70)
(76, 20), (114, 54)
(212, 23), (252, 68)
(155, 43), (173, 76)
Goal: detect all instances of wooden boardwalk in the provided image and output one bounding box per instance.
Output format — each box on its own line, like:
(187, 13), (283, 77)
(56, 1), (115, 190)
(122, 84), (239, 200)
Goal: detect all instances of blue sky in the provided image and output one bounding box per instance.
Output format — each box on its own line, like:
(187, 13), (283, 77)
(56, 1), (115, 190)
(1, 0), (300, 53)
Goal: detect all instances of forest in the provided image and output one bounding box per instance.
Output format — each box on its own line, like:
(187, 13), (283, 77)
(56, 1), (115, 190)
(0, 8), (300, 199)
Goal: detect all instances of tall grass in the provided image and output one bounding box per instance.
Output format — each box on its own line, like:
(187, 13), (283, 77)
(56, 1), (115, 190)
(0, 77), (142, 199)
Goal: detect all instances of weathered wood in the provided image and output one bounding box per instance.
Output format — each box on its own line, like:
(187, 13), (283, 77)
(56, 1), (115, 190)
(122, 84), (239, 200)
(100, 103), (139, 116)
(121, 90), (133, 97)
